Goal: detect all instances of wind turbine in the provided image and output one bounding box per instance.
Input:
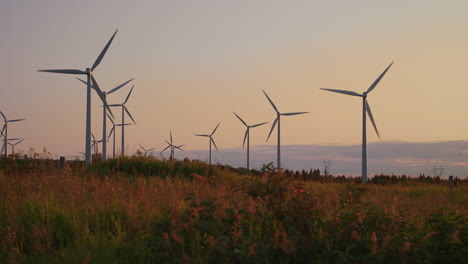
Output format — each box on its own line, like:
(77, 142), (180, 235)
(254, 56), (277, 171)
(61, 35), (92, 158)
(233, 112), (268, 170)
(262, 90), (308, 171)
(7, 138), (24, 154)
(195, 123), (220, 166)
(91, 133), (100, 158)
(109, 85), (136, 156)
(38, 29), (118, 166)
(161, 131), (185, 160)
(138, 144), (156, 157)
(77, 77), (134, 161)
(1, 111), (25, 157)
(320, 62), (393, 183)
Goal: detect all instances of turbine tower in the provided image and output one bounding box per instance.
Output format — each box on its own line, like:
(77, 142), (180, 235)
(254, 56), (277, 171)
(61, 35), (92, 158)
(77, 77), (134, 161)
(161, 131), (185, 160)
(38, 30), (118, 166)
(195, 123), (220, 166)
(233, 112), (268, 170)
(320, 62), (393, 183)
(262, 90), (308, 171)
(109, 85), (136, 156)
(1, 111), (25, 157)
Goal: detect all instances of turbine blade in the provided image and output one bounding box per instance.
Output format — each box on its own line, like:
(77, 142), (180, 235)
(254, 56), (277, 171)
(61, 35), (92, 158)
(175, 145), (185, 151)
(15, 139), (24, 145)
(170, 131), (173, 144)
(124, 106), (136, 124)
(165, 139), (172, 146)
(242, 129), (248, 148)
(211, 137), (219, 151)
(138, 144), (145, 151)
(281, 112), (309, 116)
(8, 119), (25, 122)
(107, 127), (115, 141)
(366, 100), (380, 138)
(320, 88), (363, 97)
(161, 145), (171, 153)
(233, 112), (247, 127)
(250, 121), (268, 128)
(107, 78), (135, 95)
(211, 122), (220, 136)
(0, 111), (5, 121)
(124, 85), (134, 104)
(366, 61), (394, 94)
(108, 104), (122, 107)
(107, 113), (115, 125)
(76, 77), (94, 89)
(38, 69), (86, 75)
(195, 134), (210, 137)
(91, 75), (114, 119)
(91, 133), (95, 141)
(92, 29), (118, 71)
(262, 89), (279, 112)
(266, 117), (278, 142)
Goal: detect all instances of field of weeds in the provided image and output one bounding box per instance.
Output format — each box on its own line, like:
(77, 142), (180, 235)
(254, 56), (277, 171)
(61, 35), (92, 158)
(0, 157), (466, 263)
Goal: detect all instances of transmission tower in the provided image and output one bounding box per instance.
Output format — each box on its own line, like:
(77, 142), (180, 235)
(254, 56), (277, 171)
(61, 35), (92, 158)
(433, 164), (444, 177)
(323, 160), (331, 177)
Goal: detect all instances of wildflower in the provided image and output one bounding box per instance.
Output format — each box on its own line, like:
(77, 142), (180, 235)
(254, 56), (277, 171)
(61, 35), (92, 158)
(248, 243), (257, 256)
(421, 232), (437, 242)
(452, 230), (461, 243)
(351, 230), (361, 241)
(171, 232), (183, 244)
(402, 241), (411, 252)
(370, 232), (378, 254)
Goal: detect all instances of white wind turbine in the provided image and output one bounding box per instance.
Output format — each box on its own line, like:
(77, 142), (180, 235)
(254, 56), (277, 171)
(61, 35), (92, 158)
(262, 90), (308, 171)
(1, 111), (25, 157)
(195, 123), (220, 166)
(77, 77), (134, 161)
(161, 131), (185, 160)
(233, 112), (268, 170)
(91, 133), (101, 158)
(7, 138), (24, 154)
(320, 62), (393, 183)
(109, 85), (136, 156)
(38, 29), (118, 166)
(138, 144), (156, 157)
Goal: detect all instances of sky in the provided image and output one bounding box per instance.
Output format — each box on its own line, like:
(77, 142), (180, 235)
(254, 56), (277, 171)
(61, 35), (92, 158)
(1, 1), (468, 175)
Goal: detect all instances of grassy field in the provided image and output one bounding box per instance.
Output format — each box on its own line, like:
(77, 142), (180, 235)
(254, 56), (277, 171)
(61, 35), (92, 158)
(0, 157), (466, 263)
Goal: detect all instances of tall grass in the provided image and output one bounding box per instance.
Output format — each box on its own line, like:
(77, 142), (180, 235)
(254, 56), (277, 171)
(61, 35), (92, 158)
(0, 158), (466, 263)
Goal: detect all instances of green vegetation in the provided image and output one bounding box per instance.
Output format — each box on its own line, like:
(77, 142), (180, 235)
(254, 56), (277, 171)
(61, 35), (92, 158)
(0, 157), (466, 263)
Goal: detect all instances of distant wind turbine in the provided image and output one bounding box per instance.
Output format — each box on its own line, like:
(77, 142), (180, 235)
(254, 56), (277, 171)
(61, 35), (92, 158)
(38, 29), (118, 166)
(233, 112), (268, 170)
(161, 131), (185, 160)
(138, 144), (156, 157)
(77, 77), (134, 161)
(195, 123), (220, 166)
(320, 61), (393, 183)
(1, 111), (25, 157)
(109, 85), (136, 157)
(262, 90), (308, 171)
(7, 138), (24, 154)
